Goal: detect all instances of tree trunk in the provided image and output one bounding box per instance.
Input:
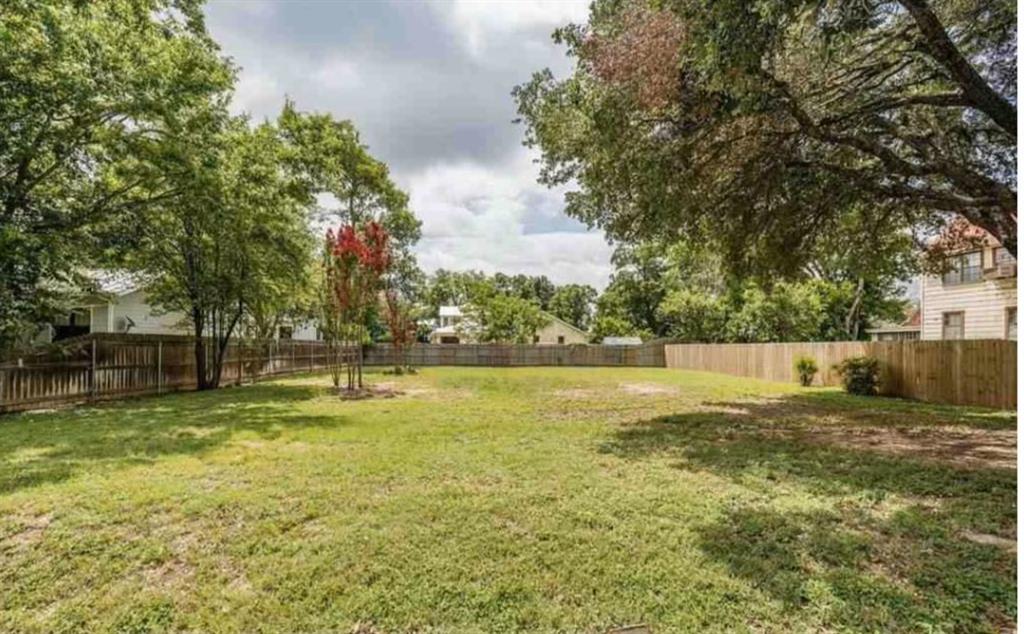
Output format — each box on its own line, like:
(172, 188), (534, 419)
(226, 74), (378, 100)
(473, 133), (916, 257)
(357, 326), (364, 389)
(193, 309), (210, 390)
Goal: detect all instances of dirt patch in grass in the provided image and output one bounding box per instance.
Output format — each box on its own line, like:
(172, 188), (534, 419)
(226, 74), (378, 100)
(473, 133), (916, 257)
(619, 383), (679, 396)
(142, 559), (194, 589)
(962, 531), (1017, 552)
(552, 388), (600, 399)
(796, 425), (1016, 470)
(336, 386), (403, 400)
(3, 513), (52, 548)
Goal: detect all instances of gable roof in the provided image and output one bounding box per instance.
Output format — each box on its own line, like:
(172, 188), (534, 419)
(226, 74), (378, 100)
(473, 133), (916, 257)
(540, 311), (588, 336)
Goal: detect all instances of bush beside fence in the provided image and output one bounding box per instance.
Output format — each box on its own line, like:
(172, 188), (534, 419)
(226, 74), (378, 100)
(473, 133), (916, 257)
(665, 340), (1016, 409)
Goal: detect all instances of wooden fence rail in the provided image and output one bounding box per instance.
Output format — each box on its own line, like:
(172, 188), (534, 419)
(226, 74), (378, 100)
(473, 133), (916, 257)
(0, 335), (666, 413)
(364, 342), (666, 368)
(665, 340), (1016, 409)
(3, 336), (1011, 412)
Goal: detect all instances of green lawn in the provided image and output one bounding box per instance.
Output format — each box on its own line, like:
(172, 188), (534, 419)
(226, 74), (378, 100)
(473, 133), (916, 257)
(0, 367), (1015, 633)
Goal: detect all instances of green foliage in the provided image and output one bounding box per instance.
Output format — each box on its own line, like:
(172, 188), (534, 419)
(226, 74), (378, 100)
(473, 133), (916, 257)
(835, 357), (881, 396)
(278, 101), (421, 297)
(548, 283), (597, 330)
(794, 356), (818, 387)
(460, 294), (548, 344)
(727, 282), (824, 343)
(515, 0), (1016, 273)
(128, 115), (314, 388)
(589, 315), (649, 343)
(0, 0), (233, 351)
(658, 289), (730, 343)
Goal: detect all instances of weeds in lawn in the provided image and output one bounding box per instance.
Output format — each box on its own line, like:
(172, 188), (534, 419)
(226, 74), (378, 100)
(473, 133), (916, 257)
(0, 368), (1015, 632)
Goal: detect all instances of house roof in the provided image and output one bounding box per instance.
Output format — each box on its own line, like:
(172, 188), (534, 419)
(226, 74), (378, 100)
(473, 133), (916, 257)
(867, 306), (922, 334)
(601, 336), (643, 346)
(539, 311), (588, 336)
(926, 219), (1003, 253)
(89, 270), (142, 297)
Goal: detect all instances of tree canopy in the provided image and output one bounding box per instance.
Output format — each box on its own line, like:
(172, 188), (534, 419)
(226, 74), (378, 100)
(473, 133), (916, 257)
(0, 0), (233, 350)
(514, 0), (1017, 279)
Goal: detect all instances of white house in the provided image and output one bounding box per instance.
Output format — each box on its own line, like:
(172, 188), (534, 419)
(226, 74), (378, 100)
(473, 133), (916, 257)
(429, 305), (465, 344)
(865, 308), (922, 341)
(532, 314), (588, 345)
(919, 230), (1016, 340)
(39, 272), (319, 343)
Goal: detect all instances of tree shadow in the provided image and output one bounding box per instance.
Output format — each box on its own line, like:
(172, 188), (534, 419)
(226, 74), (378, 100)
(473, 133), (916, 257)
(700, 389), (1016, 430)
(0, 383), (344, 495)
(599, 394), (1017, 630)
(697, 505), (1014, 631)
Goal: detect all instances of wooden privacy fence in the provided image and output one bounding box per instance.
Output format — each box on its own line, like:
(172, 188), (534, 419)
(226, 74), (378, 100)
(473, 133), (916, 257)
(0, 334), (340, 413)
(0, 336), (666, 413)
(364, 342), (666, 368)
(665, 340), (1016, 409)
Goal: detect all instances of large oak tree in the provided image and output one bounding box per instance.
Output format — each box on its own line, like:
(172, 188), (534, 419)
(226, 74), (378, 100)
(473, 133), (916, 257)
(514, 0), (1016, 277)
(0, 0), (232, 350)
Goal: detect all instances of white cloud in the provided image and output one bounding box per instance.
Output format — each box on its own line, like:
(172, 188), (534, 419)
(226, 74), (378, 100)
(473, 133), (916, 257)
(435, 0), (590, 58)
(407, 153), (614, 289)
(230, 68), (281, 117)
(204, 1), (614, 289)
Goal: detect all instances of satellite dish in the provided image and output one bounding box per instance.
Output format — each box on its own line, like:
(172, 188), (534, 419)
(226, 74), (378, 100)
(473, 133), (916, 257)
(124, 316), (136, 333)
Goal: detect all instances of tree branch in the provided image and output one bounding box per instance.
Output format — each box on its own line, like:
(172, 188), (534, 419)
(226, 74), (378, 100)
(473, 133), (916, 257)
(898, 0), (1016, 136)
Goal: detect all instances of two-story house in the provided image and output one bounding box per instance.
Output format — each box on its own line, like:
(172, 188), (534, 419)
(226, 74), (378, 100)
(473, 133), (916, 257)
(919, 231), (1016, 340)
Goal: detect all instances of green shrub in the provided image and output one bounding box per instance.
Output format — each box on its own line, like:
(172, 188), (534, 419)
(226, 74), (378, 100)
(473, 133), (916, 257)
(835, 356), (880, 396)
(794, 355), (818, 387)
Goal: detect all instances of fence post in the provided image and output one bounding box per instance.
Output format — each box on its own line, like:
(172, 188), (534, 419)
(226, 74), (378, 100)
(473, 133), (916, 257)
(157, 340), (163, 395)
(89, 338), (97, 401)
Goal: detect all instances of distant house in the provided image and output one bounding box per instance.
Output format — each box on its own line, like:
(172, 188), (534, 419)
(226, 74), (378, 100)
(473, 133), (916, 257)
(532, 314), (588, 345)
(38, 272), (319, 343)
(428, 305), (588, 345)
(429, 305), (465, 344)
(866, 308), (922, 341)
(601, 336), (643, 346)
(919, 228), (1016, 340)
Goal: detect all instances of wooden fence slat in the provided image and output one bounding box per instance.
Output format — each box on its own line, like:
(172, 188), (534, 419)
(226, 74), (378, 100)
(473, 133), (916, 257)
(665, 340), (1015, 409)
(1, 336), (669, 413)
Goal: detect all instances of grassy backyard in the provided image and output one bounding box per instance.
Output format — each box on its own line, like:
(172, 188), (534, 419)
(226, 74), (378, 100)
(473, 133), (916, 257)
(0, 367), (1016, 633)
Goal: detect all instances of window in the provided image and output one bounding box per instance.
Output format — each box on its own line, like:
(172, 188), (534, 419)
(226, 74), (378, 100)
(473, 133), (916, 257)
(942, 251), (982, 285)
(996, 247), (1016, 265)
(942, 312), (965, 340)
(278, 326), (293, 340)
(557, 335), (565, 344)
(1007, 308), (1017, 340)
(533, 335), (540, 344)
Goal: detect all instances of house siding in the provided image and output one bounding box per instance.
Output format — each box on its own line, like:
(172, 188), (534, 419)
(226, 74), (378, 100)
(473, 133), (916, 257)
(108, 291), (191, 336)
(535, 319), (588, 345)
(921, 275), (1016, 340)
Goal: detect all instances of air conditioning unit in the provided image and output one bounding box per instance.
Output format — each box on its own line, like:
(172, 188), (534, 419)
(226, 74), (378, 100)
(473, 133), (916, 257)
(996, 262), (1017, 278)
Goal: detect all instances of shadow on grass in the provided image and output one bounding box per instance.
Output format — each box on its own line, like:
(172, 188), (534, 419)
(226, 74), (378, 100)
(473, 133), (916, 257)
(708, 389), (1016, 430)
(0, 383), (340, 495)
(600, 394), (1017, 631)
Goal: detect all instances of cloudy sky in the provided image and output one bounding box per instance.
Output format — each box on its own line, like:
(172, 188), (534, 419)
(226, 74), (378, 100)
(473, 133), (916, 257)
(203, 0), (615, 289)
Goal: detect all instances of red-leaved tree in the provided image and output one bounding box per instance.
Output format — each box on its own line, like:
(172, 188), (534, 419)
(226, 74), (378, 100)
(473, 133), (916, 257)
(321, 221), (390, 391)
(382, 289), (418, 374)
